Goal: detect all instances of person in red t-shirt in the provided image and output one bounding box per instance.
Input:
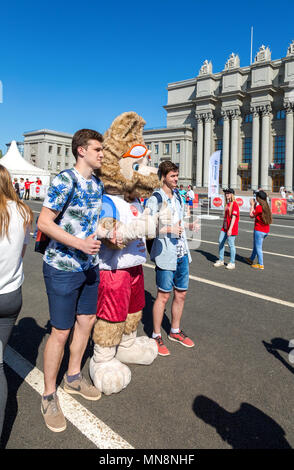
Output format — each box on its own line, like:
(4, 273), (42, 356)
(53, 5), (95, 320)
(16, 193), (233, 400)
(244, 190), (272, 270)
(24, 178), (33, 200)
(214, 188), (239, 270)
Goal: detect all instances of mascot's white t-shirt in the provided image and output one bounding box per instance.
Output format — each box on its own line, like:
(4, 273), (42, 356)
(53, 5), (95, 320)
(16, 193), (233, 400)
(99, 195), (147, 270)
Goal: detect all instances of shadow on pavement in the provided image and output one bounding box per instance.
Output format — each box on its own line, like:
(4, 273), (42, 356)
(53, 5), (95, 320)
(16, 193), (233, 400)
(263, 338), (294, 375)
(142, 290), (171, 337)
(195, 249), (251, 265)
(193, 395), (291, 449)
(2, 316), (94, 448)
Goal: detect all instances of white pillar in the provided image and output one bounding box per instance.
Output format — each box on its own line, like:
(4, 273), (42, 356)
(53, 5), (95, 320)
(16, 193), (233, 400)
(203, 112), (213, 187)
(230, 110), (240, 189)
(196, 116), (203, 187)
(251, 109), (260, 190)
(285, 105), (294, 191)
(260, 105), (271, 190)
(185, 137), (193, 182)
(221, 112), (230, 188)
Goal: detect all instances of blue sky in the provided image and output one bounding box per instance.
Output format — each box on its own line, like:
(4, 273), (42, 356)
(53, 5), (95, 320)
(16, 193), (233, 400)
(0, 0), (293, 154)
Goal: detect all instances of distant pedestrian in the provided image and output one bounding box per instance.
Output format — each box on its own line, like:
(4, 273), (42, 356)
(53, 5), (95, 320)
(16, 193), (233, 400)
(280, 186), (286, 198)
(214, 188), (239, 270)
(0, 165), (33, 445)
(13, 178), (20, 197)
(24, 179), (32, 200)
(19, 178), (25, 200)
(185, 185), (195, 218)
(244, 190), (272, 270)
(178, 184), (187, 204)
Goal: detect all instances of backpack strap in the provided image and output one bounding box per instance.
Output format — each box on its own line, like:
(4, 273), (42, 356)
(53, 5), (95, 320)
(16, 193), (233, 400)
(152, 189), (183, 209)
(55, 169), (78, 225)
(152, 191), (163, 208)
(174, 188), (183, 207)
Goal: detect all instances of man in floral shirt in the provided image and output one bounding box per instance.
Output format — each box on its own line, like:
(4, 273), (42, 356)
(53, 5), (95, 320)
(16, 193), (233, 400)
(38, 129), (104, 433)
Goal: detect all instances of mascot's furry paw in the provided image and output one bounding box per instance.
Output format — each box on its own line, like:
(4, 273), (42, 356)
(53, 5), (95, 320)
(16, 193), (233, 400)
(115, 332), (158, 365)
(89, 345), (131, 395)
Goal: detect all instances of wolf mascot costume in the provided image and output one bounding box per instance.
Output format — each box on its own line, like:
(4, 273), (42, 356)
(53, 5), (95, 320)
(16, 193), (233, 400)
(89, 111), (171, 395)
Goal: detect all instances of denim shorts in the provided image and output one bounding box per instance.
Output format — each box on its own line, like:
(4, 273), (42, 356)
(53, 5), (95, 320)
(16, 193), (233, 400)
(43, 262), (100, 330)
(155, 254), (189, 292)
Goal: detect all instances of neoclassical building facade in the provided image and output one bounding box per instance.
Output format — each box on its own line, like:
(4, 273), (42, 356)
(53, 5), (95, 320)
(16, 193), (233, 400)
(23, 129), (76, 177)
(144, 40), (294, 192)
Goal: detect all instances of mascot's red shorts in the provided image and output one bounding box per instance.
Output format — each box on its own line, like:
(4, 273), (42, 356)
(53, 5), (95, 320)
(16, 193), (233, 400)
(96, 265), (145, 322)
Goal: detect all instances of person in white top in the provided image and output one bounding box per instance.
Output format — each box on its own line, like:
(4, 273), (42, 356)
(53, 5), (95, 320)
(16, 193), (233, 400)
(279, 186), (286, 198)
(0, 164), (33, 444)
(186, 184), (195, 218)
(19, 178), (25, 200)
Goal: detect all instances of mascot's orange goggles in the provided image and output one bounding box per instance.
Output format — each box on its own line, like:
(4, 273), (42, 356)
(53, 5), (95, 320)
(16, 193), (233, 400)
(122, 144), (151, 160)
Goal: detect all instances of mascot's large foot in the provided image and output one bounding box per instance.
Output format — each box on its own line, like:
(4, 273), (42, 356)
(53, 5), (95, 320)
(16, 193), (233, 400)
(89, 345), (131, 395)
(115, 331), (158, 365)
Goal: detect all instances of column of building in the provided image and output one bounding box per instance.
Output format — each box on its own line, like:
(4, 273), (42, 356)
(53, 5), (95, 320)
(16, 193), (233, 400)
(284, 102), (294, 191)
(260, 105), (272, 191)
(196, 115), (204, 187)
(229, 109), (240, 189)
(221, 110), (230, 189)
(250, 106), (260, 190)
(203, 112), (213, 187)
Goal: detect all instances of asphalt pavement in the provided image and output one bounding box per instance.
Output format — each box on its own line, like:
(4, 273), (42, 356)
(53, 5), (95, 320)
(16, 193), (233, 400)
(1, 200), (294, 450)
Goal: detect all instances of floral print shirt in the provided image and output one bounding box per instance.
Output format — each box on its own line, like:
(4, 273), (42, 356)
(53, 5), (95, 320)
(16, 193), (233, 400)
(43, 168), (103, 272)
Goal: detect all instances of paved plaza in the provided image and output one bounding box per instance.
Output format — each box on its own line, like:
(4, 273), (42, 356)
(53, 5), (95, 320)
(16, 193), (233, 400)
(2, 200), (294, 449)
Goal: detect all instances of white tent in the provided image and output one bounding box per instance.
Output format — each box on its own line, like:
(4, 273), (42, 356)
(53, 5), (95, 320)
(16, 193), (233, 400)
(1, 140), (51, 186)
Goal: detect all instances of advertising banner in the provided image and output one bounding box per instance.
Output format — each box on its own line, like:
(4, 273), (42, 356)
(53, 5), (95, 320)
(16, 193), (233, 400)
(211, 195), (224, 210)
(287, 200), (294, 215)
(235, 196), (252, 212)
(30, 184), (48, 199)
(208, 151), (221, 198)
(271, 198), (287, 215)
(211, 195), (252, 212)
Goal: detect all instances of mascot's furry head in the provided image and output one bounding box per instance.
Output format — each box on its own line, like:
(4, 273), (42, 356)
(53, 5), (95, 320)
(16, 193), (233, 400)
(96, 111), (159, 201)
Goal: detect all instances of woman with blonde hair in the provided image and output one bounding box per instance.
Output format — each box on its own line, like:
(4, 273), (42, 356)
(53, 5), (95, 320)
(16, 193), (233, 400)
(214, 188), (240, 270)
(245, 190), (272, 270)
(0, 164), (33, 445)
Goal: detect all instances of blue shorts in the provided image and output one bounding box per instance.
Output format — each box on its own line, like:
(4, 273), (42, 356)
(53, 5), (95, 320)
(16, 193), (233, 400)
(188, 200), (193, 206)
(155, 255), (189, 292)
(43, 262), (100, 330)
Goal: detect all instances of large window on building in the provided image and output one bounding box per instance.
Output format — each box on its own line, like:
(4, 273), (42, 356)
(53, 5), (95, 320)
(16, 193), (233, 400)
(275, 110), (286, 120)
(242, 137), (252, 163)
(273, 135), (285, 163)
(164, 143), (170, 154)
(244, 114), (253, 123)
(176, 143), (180, 153)
(154, 144), (159, 154)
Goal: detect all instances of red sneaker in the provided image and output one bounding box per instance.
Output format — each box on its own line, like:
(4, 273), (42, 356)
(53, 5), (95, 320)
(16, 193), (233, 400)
(154, 336), (170, 356)
(168, 330), (195, 348)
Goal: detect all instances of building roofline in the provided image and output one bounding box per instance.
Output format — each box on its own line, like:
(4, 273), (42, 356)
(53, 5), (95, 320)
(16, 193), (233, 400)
(23, 129), (73, 138)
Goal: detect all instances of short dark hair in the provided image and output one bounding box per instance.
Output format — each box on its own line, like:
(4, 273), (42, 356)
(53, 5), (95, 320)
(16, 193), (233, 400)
(72, 129), (103, 160)
(158, 161), (179, 179)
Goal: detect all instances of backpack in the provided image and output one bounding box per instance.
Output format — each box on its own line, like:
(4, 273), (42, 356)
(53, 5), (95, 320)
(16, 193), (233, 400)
(146, 189), (183, 255)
